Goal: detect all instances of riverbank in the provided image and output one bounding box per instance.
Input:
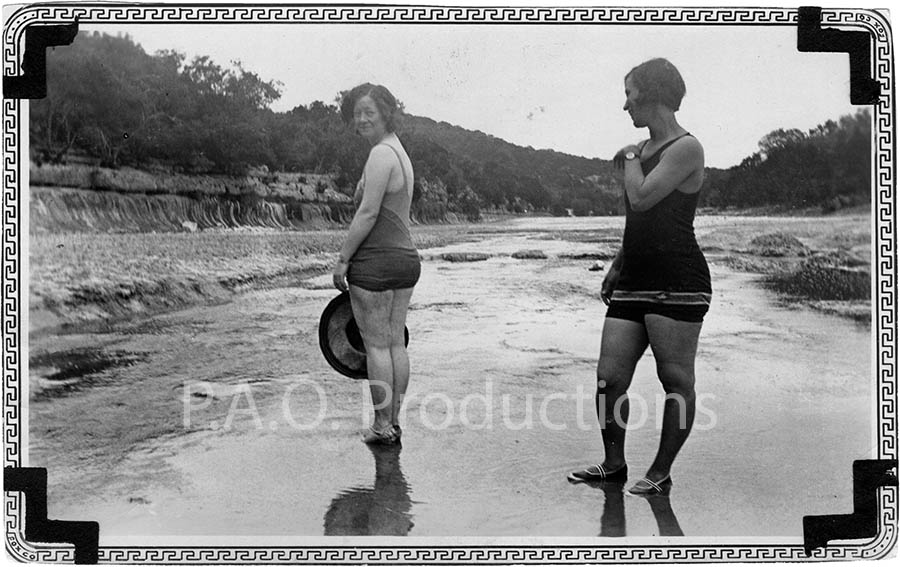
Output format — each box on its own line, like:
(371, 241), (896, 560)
(694, 214), (871, 323)
(27, 215), (871, 337)
(28, 227), (473, 335)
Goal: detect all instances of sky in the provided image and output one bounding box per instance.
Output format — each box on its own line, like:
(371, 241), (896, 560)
(84, 5), (866, 169)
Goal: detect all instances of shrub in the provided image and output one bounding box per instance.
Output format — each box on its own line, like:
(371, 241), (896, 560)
(549, 202), (569, 217)
(769, 252), (870, 300)
(571, 198), (592, 217)
(748, 232), (810, 257)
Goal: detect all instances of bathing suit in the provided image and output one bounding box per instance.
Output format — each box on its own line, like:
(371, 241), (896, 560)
(607, 133), (711, 323)
(346, 140), (421, 292)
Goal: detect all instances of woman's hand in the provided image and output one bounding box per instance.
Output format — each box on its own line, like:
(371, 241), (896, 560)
(613, 144), (642, 169)
(600, 265), (620, 305)
(333, 259), (349, 292)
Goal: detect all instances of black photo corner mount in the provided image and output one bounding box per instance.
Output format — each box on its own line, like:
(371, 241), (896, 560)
(802, 459), (898, 556)
(797, 6), (881, 105)
(4, 467), (99, 564)
(3, 20), (79, 100)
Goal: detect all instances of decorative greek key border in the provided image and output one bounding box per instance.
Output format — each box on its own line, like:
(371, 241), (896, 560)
(2, 3), (895, 563)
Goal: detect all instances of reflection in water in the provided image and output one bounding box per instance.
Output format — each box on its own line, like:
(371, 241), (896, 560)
(597, 482), (626, 537)
(646, 492), (684, 536)
(586, 481), (683, 537)
(323, 444), (413, 536)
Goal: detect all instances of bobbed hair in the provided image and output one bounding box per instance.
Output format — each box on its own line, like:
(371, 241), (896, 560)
(340, 83), (402, 133)
(625, 58), (686, 112)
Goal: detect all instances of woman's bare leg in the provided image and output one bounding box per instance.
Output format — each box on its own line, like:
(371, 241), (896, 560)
(596, 317), (649, 469)
(350, 285), (395, 431)
(388, 287), (415, 425)
(643, 314), (702, 482)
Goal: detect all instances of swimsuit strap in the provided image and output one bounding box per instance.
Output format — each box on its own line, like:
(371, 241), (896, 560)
(377, 142), (411, 194)
(641, 132), (692, 162)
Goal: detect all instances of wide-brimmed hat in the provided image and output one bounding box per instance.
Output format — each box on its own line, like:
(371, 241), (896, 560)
(318, 292), (409, 380)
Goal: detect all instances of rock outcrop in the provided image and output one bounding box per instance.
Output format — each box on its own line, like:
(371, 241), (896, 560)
(30, 163), (457, 232)
(29, 163), (453, 233)
(30, 186), (356, 233)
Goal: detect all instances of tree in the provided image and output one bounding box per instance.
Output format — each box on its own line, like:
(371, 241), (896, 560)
(32, 32), (161, 165)
(758, 128), (806, 157)
(709, 110), (870, 210)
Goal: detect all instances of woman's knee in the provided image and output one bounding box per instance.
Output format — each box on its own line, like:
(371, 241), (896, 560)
(389, 294), (412, 347)
(388, 327), (406, 348)
(358, 314), (402, 350)
(359, 323), (392, 350)
(596, 363), (631, 393)
(657, 363), (696, 397)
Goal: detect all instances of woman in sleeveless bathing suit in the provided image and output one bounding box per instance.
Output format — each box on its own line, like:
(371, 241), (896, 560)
(333, 84), (421, 445)
(568, 59), (711, 495)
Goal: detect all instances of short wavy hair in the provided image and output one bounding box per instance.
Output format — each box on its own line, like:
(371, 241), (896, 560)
(340, 83), (402, 133)
(625, 58), (686, 112)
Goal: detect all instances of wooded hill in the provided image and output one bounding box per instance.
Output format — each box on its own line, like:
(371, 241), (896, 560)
(702, 111), (871, 212)
(30, 31), (871, 220)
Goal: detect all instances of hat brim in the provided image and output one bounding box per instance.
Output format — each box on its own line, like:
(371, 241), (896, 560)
(318, 291), (409, 380)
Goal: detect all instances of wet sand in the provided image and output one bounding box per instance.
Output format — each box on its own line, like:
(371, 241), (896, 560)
(28, 219), (872, 542)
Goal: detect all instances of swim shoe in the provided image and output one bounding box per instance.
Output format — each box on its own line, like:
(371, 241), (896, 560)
(567, 463), (628, 483)
(626, 475), (672, 496)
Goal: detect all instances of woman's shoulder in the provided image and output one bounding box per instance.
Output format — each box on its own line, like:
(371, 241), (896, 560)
(370, 139), (408, 161)
(665, 134), (704, 173)
(365, 143), (399, 169)
(674, 134), (704, 157)
(368, 142), (395, 157)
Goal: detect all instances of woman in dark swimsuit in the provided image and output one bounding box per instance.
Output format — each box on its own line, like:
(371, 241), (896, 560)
(333, 84), (420, 445)
(568, 59), (711, 495)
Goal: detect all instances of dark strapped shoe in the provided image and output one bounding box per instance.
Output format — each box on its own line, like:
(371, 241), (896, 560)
(567, 463), (628, 484)
(627, 475), (672, 496)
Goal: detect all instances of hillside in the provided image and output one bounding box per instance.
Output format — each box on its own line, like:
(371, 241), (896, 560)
(402, 115), (622, 216)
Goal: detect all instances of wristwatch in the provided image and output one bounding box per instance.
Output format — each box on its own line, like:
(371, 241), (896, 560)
(624, 151), (638, 161)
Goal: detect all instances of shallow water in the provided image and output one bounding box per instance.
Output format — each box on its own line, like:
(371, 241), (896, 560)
(28, 217), (872, 542)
